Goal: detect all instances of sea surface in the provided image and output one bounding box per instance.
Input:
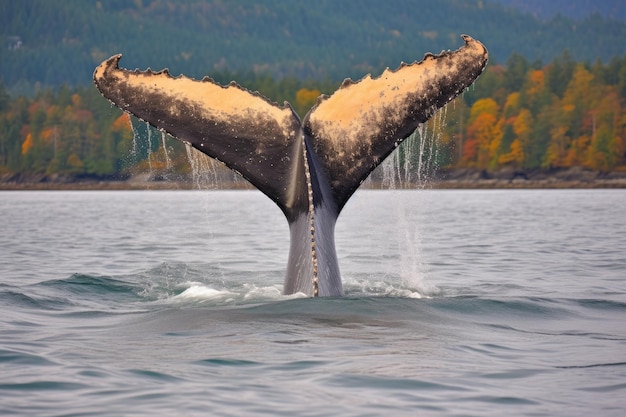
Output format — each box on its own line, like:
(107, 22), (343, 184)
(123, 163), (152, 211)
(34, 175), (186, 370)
(1, 189), (625, 416)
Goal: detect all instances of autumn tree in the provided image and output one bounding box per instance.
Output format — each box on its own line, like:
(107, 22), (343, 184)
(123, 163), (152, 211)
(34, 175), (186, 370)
(294, 87), (321, 117)
(463, 98), (502, 169)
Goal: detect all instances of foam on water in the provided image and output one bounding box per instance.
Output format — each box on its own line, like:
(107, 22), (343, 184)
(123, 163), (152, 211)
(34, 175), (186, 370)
(164, 281), (307, 306)
(173, 282), (234, 300)
(145, 270), (426, 308)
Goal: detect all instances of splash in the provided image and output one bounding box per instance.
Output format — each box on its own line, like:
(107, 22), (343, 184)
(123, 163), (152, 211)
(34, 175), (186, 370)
(128, 113), (138, 157)
(126, 116), (156, 176)
(380, 106), (448, 189)
(184, 143), (223, 189)
(376, 107), (450, 296)
(161, 131), (172, 170)
(393, 197), (439, 297)
(146, 122), (153, 171)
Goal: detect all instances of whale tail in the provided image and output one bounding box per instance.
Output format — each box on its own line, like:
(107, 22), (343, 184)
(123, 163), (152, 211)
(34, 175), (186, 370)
(94, 35), (488, 296)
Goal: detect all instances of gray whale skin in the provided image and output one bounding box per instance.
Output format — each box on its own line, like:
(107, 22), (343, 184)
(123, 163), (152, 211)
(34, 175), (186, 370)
(94, 35), (488, 297)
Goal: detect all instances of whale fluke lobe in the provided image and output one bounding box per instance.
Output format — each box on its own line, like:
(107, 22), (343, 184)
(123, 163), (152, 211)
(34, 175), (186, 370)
(93, 54), (307, 217)
(305, 35), (488, 210)
(94, 36), (488, 297)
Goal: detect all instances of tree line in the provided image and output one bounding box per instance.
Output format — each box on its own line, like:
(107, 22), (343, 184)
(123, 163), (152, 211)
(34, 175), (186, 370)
(0, 73), (334, 179)
(3, 0), (626, 96)
(440, 52), (626, 172)
(1, 52), (626, 181)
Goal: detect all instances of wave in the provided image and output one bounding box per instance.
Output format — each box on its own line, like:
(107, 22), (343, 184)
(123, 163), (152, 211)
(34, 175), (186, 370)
(41, 274), (143, 299)
(4, 262), (624, 323)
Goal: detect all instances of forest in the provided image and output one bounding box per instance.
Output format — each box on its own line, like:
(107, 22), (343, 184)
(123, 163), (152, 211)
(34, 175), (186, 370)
(3, 1), (626, 183)
(1, 51), (625, 182)
(439, 52), (626, 173)
(2, 0), (626, 95)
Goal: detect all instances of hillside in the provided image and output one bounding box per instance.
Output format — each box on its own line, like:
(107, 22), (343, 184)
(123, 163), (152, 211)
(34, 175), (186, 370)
(1, 0), (626, 94)
(491, 0), (626, 21)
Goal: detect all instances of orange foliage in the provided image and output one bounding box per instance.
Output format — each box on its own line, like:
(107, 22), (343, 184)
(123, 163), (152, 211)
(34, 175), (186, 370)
(465, 112), (500, 169)
(22, 133), (34, 155)
(453, 60), (625, 171)
(513, 108), (532, 138)
(525, 69), (545, 98)
(565, 135), (590, 167)
(40, 127), (56, 143)
(5, 55), (626, 178)
(469, 98), (499, 123)
(112, 114), (132, 132)
(498, 138), (524, 166)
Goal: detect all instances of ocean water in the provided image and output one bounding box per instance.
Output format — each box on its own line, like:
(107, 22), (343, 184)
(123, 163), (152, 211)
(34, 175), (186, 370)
(1, 189), (625, 416)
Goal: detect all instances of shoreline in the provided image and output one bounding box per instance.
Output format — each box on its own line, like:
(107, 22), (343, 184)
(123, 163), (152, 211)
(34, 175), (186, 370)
(2, 178), (626, 191)
(3, 167), (626, 191)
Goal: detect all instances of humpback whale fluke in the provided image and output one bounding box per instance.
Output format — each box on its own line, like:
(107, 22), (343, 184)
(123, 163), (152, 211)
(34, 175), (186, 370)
(94, 35), (488, 297)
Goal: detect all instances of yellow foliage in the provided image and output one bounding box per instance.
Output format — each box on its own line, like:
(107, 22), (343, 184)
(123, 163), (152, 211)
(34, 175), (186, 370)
(469, 98), (499, 124)
(510, 138), (524, 165)
(503, 92), (520, 117)
(513, 108), (533, 138)
(66, 153), (84, 169)
(562, 104), (575, 113)
(466, 112), (502, 169)
(545, 126), (570, 168)
(295, 88), (321, 111)
(562, 65), (597, 109)
(498, 138), (524, 166)
(21, 133), (34, 155)
(525, 69), (545, 98)
(565, 135), (590, 167)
